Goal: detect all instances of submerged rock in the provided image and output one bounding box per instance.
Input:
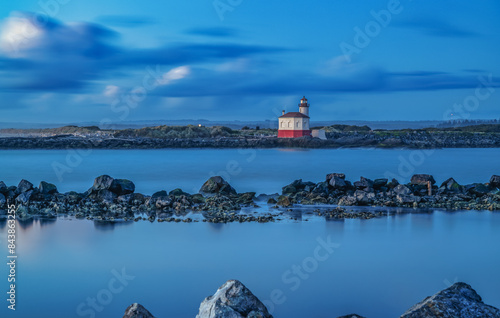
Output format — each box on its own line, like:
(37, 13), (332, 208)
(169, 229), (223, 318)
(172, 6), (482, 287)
(400, 282), (500, 318)
(200, 176), (237, 196)
(196, 280), (273, 318)
(337, 315), (366, 318)
(122, 303), (155, 318)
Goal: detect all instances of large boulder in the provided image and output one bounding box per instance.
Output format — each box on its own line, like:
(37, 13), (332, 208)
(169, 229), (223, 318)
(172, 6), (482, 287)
(410, 174), (436, 186)
(96, 189), (117, 204)
(439, 178), (462, 193)
(400, 282), (500, 318)
(200, 176), (237, 196)
(329, 176), (347, 189)
(337, 315), (366, 318)
(92, 175), (115, 191)
(196, 280), (273, 318)
(373, 178), (388, 190)
(122, 303), (156, 318)
(16, 190), (33, 205)
(16, 179), (33, 194)
(39, 181), (58, 194)
(112, 179), (136, 196)
(490, 175), (500, 188)
(394, 184), (412, 196)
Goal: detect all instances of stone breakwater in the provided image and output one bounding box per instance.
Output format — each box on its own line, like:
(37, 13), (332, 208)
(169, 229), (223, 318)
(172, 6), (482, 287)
(123, 280), (500, 318)
(1, 131), (500, 149)
(0, 174), (499, 222)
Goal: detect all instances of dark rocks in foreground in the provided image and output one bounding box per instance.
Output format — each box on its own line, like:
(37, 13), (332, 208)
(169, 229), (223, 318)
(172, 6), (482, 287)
(400, 282), (500, 318)
(125, 281), (499, 318)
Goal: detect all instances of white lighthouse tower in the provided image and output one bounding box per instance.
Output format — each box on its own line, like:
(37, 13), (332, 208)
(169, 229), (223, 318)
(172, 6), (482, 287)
(278, 96), (312, 138)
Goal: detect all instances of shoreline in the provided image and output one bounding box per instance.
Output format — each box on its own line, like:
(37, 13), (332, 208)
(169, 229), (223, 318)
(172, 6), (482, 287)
(1, 132), (500, 149)
(1, 174), (499, 223)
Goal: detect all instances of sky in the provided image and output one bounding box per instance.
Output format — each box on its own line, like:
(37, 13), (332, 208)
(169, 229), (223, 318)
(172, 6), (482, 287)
(0, 0), (499, 124)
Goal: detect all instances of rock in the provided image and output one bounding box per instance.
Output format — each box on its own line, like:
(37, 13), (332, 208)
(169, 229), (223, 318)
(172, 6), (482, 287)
(0, 181), (7, 194)
(400, 282), (500, 318)
(96, 189), (117, 204)
(337, 315), (366, 318)
(0, 193), (6, 207)
(397, 194), (421, 204)
(16, 179), (33, 194)
(326, 173), (346, 181)
(312, 181), (329, 195)
(155, 196), (172, 209)
(117, 194), (133, 204)
(196, 280), (272, 318)
(112, 179), (136, 195)
(16, 190), (33, 205)
(92, 175), (115, 191)
(282, 184), (297, 195)
(354, 177), (374, 190)
(490, 175), (500, 188)
(354, 190), (375, 205)
(439, 178), (462, 192)
(338, 195), (357, 206)
(329, 176), (347, 189)
(169, 188), (190, 196)
(39, 181), (58, 194)
(200, 176), (237, 196)
(373, 178), (388, 190)
(467, 183), (490, 196)
(191, 193), (206, 204)
(267, 198), (277, 204)
(387, 178), (400, 189)
(123, 303), (156, 318)
(277, 195), (292, 207)
(411, 174), (436, 186)
(394, 184), (412, 196)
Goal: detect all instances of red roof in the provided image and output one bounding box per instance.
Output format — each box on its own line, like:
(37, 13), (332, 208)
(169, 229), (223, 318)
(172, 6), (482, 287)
(279, 112), (309, 118)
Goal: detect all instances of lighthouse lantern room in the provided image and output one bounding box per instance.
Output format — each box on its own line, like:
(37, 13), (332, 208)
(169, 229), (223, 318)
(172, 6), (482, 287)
(278, 96), (311, 138)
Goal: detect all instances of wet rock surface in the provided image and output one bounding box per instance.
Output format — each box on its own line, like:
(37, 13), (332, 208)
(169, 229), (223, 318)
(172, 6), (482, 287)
(122, 303), (156, 318)
(0, 173), (499, 223)
(400, 282), (500, 318)
(196, 280), (273, 318)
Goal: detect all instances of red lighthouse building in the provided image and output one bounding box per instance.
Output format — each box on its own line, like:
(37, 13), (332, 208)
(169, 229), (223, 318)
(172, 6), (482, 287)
(278, 96), (311, 138)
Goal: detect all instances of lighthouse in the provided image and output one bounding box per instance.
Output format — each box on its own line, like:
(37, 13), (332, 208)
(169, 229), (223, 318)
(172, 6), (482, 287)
(278, 96), (312, 138)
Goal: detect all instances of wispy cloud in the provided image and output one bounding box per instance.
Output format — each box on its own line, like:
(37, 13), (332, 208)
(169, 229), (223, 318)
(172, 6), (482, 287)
(394, 17), (480, 38)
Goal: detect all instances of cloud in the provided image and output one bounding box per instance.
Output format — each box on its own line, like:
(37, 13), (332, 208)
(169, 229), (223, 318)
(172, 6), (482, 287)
(394, 17), (479, 38)
(185, 27), (237, 37)
(95, 15), (155, 28)
(0, 12), (287, 92)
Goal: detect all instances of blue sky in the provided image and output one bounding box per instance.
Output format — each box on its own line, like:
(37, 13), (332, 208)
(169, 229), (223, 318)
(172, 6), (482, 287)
(0, 0), (499, 123)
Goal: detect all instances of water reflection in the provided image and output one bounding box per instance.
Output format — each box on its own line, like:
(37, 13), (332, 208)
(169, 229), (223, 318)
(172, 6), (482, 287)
(92, 220), (134, 231)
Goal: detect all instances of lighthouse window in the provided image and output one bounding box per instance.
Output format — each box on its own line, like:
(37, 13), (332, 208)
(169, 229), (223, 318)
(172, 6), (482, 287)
(281, 121), (284, 128)
(288, 121), (291, 128)
(296, 122), (299, 128)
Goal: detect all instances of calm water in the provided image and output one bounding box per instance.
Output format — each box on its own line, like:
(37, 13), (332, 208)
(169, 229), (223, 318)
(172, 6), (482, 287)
(0, 148), (499, 318)
(0, 148), (499, 194)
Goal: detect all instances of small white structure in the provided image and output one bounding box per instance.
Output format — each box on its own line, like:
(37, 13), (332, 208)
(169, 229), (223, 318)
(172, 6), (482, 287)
(278, 96), (311, 138)
(312, 129), (326, 140)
